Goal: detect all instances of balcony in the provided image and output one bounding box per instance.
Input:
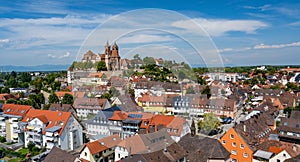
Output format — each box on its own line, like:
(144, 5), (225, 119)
(122, 125), (139, 129)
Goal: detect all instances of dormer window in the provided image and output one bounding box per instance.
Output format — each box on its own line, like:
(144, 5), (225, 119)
(167, 128), (171, 132)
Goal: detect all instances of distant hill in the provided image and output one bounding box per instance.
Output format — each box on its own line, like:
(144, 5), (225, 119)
(0, 64), (70, 72)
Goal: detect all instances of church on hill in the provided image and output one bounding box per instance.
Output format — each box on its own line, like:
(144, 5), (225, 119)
(82, 41), (121, 71)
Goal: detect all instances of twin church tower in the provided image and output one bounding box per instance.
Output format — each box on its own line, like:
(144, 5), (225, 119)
(82, 41), (121, 71)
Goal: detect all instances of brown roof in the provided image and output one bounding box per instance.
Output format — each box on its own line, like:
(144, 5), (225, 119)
(178, 134), (230, 162)
(73, 98), (108, 110)
(49, 104), (74, 112)
(44, 147), (77, 162)
(234, 112), (274, 151)
(0, 93), (15, 101)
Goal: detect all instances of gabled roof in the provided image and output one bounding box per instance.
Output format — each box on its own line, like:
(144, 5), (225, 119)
(109, 111), (128, 121)
(55, 91), (73, 99)
(149, 115), (175, 127)
(44, 147), (77, 162)
(85, 140), (108, 155)
(178, 134), (230, 162)
(22, 109), (71, 136)
(2, 104), (32, 117)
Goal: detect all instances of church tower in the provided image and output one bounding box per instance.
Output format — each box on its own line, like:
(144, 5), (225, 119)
(111, 42), (120, 71)
(104, 41), (111, 70)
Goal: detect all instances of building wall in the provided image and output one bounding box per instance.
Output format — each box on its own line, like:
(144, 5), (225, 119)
(114, 146), (128, 162)
(6, 117), (19, 142)
(220, 128), (253, 162)
(80, 146), (96, 162)
(270, 150), (291, 162)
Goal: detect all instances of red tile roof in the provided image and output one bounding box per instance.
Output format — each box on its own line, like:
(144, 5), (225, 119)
(109, 111), (128, 121)
(55, 91), (73, 99)
(149, 115), (175, 127)
(22, 109), (71, 136)
(86, 141), (108, 155)
(2, 104), (32, 117)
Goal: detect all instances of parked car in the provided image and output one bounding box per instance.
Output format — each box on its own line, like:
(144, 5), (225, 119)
(222, 117), (233, 124)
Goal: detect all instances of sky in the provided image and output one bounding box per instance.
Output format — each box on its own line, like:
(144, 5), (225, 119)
(0, 0), (300, 67)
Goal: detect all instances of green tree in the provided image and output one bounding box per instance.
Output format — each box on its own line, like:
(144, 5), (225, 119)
(96, 61), (107, 71)
(61, 93), (74, 104)
(201, 86), (211, 99)
(109, 87), (120, 97)
(101, 93), (112, 101)
(133, 54), (141, 60)
(143, 57), (156, 65)
(10, 71), (17, 79)
(1, 87), (10, 93)
(200, 113), (221, 132)
(186, 87), (195, 94)
(48, 93), (59, 104)
(20, 72), (31, 82)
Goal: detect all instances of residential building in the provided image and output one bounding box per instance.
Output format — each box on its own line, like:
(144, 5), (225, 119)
(178, 134), (230, 162)
(44, 147), (80, 162)
(73, 98), (111, 118)
(220, 111), (276, 162)
(206, 73), (238, 83)
(121, 142), (186, 162)
(21, 109), (83, 150)
(79, 134), (121, 162)
(114, 128), (175, 161)
(49, 103), (77, 117)
(278, 111), (300, 144)
(122, 112), (154, 138)
(1, 104), (32, 142)
(138, 92), (179, 113)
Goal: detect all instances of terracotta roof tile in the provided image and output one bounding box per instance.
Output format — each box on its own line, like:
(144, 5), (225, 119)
(2, 104), (32, 117)
(86, 141), (108, 155)
(22, 109), (71, 136)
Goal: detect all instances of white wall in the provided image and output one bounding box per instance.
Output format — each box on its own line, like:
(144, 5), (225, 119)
(114, 146), (128, 162)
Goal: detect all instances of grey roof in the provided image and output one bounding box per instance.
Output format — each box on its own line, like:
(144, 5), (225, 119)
(46, 126), (62, 132)
(122, 118), (142, 124)
(87, 110), (114, 125)
(253, 150), (273, 159)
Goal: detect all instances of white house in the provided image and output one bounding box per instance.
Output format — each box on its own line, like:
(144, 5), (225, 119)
(73, 98), (111, 118)
(21, 109), (83, 150)
(1, 104), (32, 142)
(79, 134), (121, 162)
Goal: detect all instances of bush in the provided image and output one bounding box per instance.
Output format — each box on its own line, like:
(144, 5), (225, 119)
(0, 136), (6, 143)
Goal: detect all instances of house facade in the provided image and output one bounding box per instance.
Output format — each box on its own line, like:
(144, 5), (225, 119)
(21, 109), (83, 150)
(73, 98), (111, 118)
(1, 104), (32, 142)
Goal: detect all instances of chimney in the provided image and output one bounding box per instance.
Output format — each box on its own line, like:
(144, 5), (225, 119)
(244, 124), (246, 132)
(271, 98), (274, 103)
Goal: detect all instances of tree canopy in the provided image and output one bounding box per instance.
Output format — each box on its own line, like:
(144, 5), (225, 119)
(96, 61), (107, 71)
(61, 93), (74, 104)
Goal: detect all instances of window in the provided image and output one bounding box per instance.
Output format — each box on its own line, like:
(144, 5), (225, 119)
(243, 152), (248, 158)
(222, 140), (226, 144)
(240, 144), (244, 149)
(230, 134), (234, 139)
(277, 159), (280, 162)
(231, 150), (237, 155)
(232, 142), (236, 147)
(232, 158), (237, 162)
(296, 124), (299, 128)
(84, 152), (87, 156)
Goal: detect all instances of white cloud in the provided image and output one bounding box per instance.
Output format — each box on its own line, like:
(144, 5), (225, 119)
(172, 18), (268, 36)
(48, 52), (71, 59)
(253, 42), (300, 49)
(218, 41), (300, 53)
(118, 34), (172, 44)
(0, 39), (9, 43)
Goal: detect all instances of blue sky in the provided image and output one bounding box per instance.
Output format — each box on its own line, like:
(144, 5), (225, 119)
(0, 0), (300, 66)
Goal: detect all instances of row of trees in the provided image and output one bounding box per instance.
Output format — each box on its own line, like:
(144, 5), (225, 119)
(71, 61), (107, 71)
